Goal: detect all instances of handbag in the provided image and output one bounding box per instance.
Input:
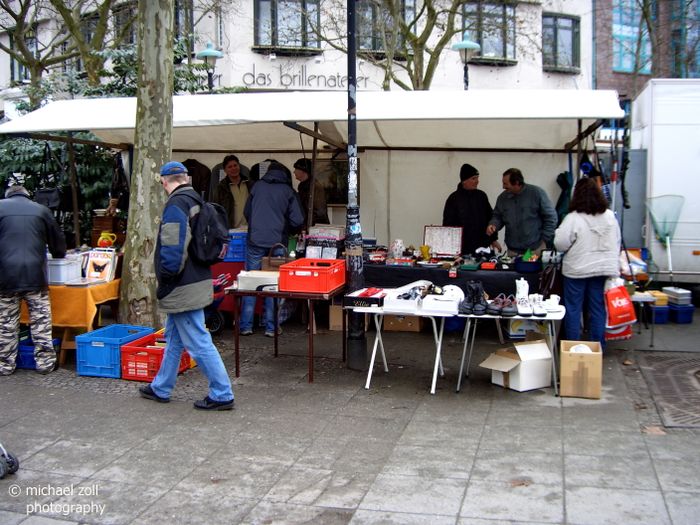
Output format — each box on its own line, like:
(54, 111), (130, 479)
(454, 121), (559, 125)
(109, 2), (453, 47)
(538, 250), (562, 297)
(604, 277), (637, 328)
(261, 243), (293, 271)
(34, 142), (62, 210)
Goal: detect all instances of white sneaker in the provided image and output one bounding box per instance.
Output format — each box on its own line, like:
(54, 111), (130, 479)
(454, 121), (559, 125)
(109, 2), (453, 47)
(530, 294), (547, 317)
(515, 278), (532, 316)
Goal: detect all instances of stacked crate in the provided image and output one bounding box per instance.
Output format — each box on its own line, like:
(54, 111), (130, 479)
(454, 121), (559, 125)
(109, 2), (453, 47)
(662, 287), (695, 324)
(648, 290), (669, 324)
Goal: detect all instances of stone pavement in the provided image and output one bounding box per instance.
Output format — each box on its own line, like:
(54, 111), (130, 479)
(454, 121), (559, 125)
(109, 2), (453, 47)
(1, 318), (699, 525)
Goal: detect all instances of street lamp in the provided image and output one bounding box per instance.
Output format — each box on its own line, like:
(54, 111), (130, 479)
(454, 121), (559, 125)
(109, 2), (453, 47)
(195, 42), (224, 93)
(451, 36), (480, 90)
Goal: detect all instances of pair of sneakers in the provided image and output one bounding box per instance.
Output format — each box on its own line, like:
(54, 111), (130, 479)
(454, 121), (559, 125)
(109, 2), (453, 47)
(139, 385), (234, 411)
(486, 293), (518, 317)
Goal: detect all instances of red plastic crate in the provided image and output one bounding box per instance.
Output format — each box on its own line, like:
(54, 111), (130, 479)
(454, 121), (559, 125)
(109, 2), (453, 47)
(278, 258), (346, 293)
(120, 333), (190, 382)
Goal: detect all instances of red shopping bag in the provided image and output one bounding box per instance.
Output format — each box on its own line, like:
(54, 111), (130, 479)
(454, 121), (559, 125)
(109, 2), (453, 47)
(605, 283), (637, 328)
(605, 324), (633, 341)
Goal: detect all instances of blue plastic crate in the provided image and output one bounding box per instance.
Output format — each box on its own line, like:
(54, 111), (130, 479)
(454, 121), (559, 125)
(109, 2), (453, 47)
(669, 304), (695, 324)
(17, 338), (62, 370)
(650, 305), (669, 325)
(76, 324), (154, 378)
(224, 231), (247, 262)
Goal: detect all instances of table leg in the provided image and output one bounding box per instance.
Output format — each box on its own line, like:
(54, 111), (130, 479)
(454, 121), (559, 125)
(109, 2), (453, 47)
(547, 320), (559, 396)
(342, 308), (347, 362)
(650, 304), (655, 348)
(456, 318), (473, 393)
(429, 317), (446, 395)
(308, 299), (314, 383)
(365, 313), (386, 389)
(273, 298), (279, 357)
(233, 295), (240, 378)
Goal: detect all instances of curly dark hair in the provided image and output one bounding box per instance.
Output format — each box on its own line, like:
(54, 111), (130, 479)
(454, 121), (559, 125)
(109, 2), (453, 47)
(568, 177), (609, 215)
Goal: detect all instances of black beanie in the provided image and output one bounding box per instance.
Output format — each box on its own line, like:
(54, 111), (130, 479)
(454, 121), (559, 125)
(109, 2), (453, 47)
(460, 163), (479, 182)
(293, 158), (313, 175)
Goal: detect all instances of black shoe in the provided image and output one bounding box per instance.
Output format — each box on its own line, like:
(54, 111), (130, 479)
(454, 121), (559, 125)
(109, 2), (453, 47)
(194, 396), (234, 411)
(469, 280), (488, 316)
(139, 385), (170, 403)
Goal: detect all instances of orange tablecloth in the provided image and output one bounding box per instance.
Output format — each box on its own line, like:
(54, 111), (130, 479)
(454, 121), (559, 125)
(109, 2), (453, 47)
(20, 279), (121, 330)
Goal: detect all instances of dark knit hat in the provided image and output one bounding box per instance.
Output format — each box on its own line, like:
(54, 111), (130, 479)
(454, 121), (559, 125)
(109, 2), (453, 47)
(293, 158), (313, 175)
(459, 163), (479, 182)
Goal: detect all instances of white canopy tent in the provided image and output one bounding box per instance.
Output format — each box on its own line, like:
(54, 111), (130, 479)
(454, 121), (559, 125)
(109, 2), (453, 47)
(0, 89), (624, 153)
(0, 89), (625, 242)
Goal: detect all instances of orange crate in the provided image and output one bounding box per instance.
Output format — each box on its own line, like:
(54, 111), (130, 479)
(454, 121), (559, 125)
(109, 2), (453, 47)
(120, 333), (190, 382)
(278, 258), (346, 293)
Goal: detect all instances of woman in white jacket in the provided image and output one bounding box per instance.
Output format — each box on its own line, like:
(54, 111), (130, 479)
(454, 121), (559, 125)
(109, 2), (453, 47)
(554, 177), (620, 347)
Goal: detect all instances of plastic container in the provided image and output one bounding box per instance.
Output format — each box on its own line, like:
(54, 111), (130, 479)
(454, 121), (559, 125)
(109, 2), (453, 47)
(278, 258), (346, 293)
(76, 324), (154, 378)
(224, 231), (247, 262)
(650, 305), (669, 324)
(17, 338), (62, 370)
(47, 258), (83, 284)
(120, 333), (190, 381)
(669, 304), (695, 324)
(514, 257), (543, 273)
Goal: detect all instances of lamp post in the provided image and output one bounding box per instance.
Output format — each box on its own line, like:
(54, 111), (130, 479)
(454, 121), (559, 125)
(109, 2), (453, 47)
(195, 42), (224, 93)
(451, 36), (480, 90)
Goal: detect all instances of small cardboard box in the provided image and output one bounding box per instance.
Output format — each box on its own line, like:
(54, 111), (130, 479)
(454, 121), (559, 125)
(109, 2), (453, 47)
(506, 319), (547, 338)
(329, 304), (369, 331)
(384, 314), (424, 332)
(479, 340), (552, 392)
(343, 288), (386, 309)
(560, 340), (602, 399)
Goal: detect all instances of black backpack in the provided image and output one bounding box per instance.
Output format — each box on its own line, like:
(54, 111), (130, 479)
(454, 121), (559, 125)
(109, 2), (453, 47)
(188, 198), (229, 266)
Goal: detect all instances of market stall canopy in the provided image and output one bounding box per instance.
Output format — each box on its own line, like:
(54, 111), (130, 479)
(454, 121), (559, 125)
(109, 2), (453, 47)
(0, 89), (624, 153)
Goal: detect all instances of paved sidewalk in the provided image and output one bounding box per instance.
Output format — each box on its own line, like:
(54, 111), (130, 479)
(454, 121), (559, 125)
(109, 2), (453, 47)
(1, 320), (699, 525)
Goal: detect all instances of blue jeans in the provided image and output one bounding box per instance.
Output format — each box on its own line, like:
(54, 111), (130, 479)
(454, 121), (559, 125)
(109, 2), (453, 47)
(151, 309), (233, 402)
(239, 244), (285, 333)
(563, 275), (607, 347)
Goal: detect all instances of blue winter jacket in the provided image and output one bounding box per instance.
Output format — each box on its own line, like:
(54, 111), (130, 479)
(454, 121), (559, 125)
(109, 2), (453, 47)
(244, 168), (304, 249)
(155, 184), (212, 313)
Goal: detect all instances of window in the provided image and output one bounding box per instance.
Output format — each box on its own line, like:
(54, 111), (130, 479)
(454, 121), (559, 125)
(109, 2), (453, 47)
(612, 0), (652, 74)
(113, 1), (137, 45)
(463, 1), (516, 63)
(10, 29), (37, 84)
(254, 0), (320, 51)
(542, 13), (580, 72)
(175, 0), (195, 55)
(357, 0), (416, 53)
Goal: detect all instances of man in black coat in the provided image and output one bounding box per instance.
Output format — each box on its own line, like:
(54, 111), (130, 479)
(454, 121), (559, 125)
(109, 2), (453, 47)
(0, 185), (66, 375)
(442, 163), (500, 255)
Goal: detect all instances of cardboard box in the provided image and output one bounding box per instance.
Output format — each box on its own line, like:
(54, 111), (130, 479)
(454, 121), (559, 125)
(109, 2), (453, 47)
(329, 305), (369, 331)
(479, 340), (552, 392)
(506, 319), (547, 338)
(383, 314), (424, 332)
(343, 288), (386, 308)
(560, 340), (602, 399)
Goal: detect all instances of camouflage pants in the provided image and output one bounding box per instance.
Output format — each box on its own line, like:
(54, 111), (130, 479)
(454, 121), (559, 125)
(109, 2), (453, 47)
(0, 290), (56, 375)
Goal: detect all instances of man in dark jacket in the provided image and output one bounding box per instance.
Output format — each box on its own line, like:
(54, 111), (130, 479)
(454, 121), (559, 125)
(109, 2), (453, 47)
(138, 161), (234, 410)
(293, 158), (329, 228)
(0, 185), (66, 375)
(240, 162), (304, 336)
(442, 164), (500, 255)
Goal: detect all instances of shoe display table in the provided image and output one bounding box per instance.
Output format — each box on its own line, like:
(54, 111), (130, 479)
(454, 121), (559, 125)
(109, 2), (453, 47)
(456, 308), (566, 395)
(226, 284), (346, 382)
(364, 265), (540, 298)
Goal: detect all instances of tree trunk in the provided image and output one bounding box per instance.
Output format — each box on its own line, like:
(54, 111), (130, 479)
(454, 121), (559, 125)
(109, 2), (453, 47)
(119, 0), (174, 327)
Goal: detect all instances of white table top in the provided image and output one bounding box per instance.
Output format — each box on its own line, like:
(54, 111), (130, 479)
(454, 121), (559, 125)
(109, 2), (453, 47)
(350, 306), (565, 321)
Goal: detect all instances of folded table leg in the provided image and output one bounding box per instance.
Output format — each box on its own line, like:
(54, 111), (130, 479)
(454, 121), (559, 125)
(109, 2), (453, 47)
(429, 316), (446, 395)
(364, 314), (388, 389)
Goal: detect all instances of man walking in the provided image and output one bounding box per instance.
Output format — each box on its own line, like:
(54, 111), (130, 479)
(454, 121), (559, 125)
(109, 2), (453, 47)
(487, 168), (557, 257)
(139, 161), (234, 410)
(0, 185), (66, 375)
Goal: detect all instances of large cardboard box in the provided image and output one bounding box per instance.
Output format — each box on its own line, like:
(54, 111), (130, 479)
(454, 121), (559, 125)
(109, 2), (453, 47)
(560, 340), (602, 399)
(479, 340), (552, 392)
(383, 314), (424, 332)
(329, 305), (369, 331)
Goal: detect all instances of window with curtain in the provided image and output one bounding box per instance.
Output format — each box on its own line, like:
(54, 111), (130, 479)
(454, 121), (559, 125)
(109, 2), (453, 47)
(542, 13), (580, 72)
(254, 0), (320, 50)
(175, 0), (195, 56)
(357, 0), (416, 53)
(9, 29), (37, 84)
(113, 0), (137, 45)
(463, 1), (516, 62)
(612, 0), (651, 74)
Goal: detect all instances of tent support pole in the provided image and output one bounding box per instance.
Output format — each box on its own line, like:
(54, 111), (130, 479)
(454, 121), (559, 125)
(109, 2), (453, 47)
(9, 132), (129, 151)
(283, 121), (346, 151)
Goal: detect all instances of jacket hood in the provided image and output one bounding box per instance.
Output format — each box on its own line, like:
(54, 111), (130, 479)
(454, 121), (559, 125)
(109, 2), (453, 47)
(261, 168), (291, 185)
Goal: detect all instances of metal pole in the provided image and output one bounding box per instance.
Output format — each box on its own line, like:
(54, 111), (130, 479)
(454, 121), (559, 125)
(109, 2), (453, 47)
(463, 63), (469, 90)
(345, 0), (367, 371)
(207, 70), (214, 93)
